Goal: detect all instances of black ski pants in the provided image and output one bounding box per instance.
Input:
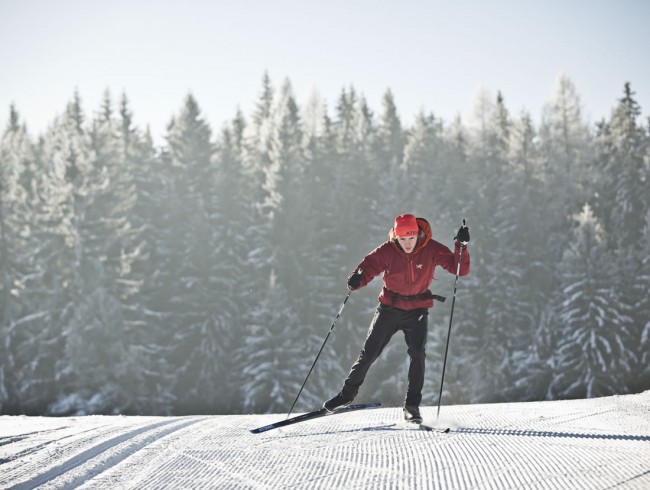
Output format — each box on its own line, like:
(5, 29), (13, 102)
(341, 303), (429, 407)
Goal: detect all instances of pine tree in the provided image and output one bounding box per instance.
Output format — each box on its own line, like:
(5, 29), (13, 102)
(402, 111), (449, 211)
(533, 75), (595, 400)
(242, 73), (276, 271)
(123, 96), (178, 414)
(296, 95), (353, 402)
(594, 83), (649, 393)
(501, 110), (555, 401)
(636, 209), (650, 391)
(0, 106), (39, 413)
(110, 93), (176, 414)
(159, 94), (240, 414)
(32, 94), (123, 414)
(88, 91), (143, 301)
(232, 75), (287, 411)
(239, 273), (307, 413)
(261, 78), (307, 256)
(538, 74), (592, 254)
(211, 110), (265, 412)
(26, 92), (148, 414)
(372, 88), (410, 225)
(551, 204), (635, 398)
(264, 81), (338, 408)
(452, 90), (512, 402)
(540, 74), (592, 177)
(326, 88), (380, 393)
(603, 83), (647, 247)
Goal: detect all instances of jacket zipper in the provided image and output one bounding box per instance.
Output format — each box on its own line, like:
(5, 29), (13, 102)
(407, 257), (414, 307)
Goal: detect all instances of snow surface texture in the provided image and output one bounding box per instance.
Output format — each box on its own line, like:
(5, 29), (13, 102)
(1, 392), (648, 489)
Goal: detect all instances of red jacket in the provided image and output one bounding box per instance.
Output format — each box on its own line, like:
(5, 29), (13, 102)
(349, 218), (470, 310)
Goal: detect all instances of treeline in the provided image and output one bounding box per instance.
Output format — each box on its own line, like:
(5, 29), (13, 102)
(0, 73), (648, 415)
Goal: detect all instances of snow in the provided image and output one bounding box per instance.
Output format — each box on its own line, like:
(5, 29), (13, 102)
(1, 391), (649, 489)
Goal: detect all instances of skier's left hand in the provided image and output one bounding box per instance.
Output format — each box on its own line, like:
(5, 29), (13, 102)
(347, 270), (363, 290)
(455, 221), (470, 245)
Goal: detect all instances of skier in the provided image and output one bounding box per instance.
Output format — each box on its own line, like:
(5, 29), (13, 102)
(323, 214), (470, 423)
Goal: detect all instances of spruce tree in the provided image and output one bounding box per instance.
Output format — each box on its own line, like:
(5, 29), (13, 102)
(0, 106), (38, 413)
(327, 88), (380, 397)
(160, 94), (235, 414)
(502, 110), (555, 401)
(551, 204), (635, 398)
(595, 83), (649, 393)
(297, 99), (352, 402)
(34, 95), (130, 414)
(239, 273), (305, 413)
(113, 93), (176, 414)
(125, 96), (177, 414)
(636, 209), (650, 391)
(453, 90), (511, 402)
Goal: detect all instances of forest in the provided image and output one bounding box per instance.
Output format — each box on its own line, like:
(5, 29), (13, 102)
(0, 73), (648, 415)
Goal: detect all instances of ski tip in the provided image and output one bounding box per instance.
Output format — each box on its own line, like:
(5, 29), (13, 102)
(250, 424), (274, 434)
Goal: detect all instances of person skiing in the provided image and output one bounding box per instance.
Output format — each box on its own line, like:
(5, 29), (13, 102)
(323, 214), (470, 423)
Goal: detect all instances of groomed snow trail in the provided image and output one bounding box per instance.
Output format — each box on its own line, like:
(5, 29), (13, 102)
(1, 392), (648, 489)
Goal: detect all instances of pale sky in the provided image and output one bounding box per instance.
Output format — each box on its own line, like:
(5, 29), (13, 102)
(2, 0), (649, 145)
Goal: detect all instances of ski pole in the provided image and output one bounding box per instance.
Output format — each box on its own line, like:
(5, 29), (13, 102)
(286, 272), (360, 418)
(435, 236), (465, 426)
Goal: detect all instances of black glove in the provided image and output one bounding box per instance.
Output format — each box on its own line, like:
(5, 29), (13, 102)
(347, 270), (363, 290)
(455, 220), (470, 245)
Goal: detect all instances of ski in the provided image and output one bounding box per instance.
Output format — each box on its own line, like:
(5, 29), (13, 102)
(250, 402), (381, 434)
(420, 424), (450, 433)
(402, 420), (450, 433)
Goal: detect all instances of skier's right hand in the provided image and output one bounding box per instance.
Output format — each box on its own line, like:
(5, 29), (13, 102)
(347, 271), (363, 290)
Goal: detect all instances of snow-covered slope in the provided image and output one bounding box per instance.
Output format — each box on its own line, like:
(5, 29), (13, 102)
(1, 391), (649, 489)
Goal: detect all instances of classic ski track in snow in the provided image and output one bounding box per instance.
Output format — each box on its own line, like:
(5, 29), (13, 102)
(1, 416), (207, 489)
(0, 392), (648, 489)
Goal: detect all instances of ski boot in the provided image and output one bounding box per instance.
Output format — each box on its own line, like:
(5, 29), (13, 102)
(323, 392), (354, 413)
(403, 405), (422, 424)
